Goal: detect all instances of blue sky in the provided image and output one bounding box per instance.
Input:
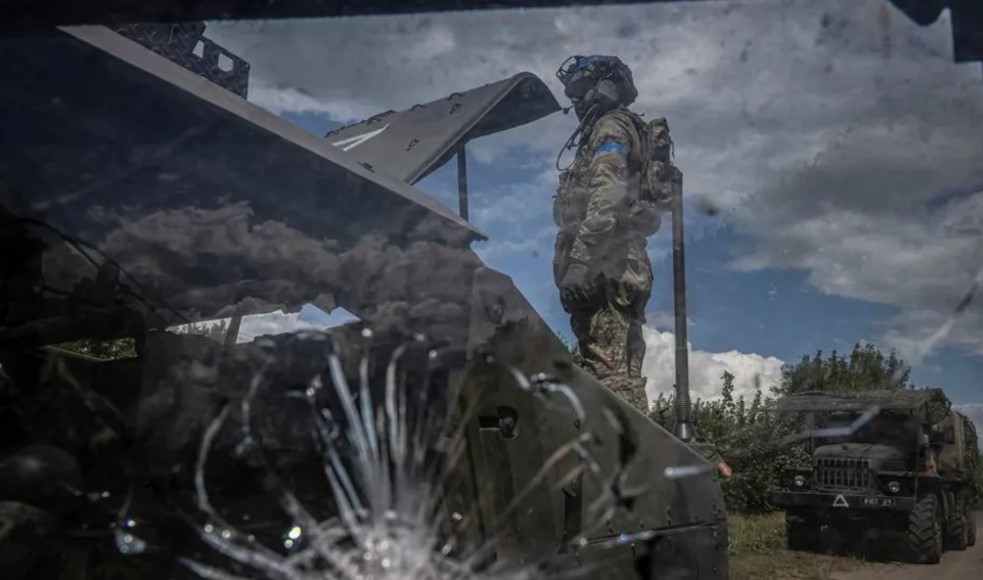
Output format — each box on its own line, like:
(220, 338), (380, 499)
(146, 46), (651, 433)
(210, 0), (983, 422)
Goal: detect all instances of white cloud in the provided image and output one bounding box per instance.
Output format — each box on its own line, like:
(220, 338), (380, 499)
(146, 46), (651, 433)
(641, 326), (785, 404)
(203, 0), (983, 367)
(167, 310), (337, 343)
(246, 83), (339, 116)
(736, 189), (983, 363)
(236, 309), (324, 342)
(645, 310), (680, 332)
(237, 307), (359, 343)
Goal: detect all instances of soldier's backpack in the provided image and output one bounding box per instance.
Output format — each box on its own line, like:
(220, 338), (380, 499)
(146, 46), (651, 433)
(632, 116), (682, 208)
(623, 114), (681, 236)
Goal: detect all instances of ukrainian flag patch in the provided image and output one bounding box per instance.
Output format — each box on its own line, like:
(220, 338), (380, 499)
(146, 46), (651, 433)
(595, 141), (628, 158)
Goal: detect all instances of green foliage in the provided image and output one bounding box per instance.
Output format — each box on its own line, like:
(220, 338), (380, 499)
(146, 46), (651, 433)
(727, 513), (860, 579)
(774, 342), (913, 396)
(651, 342), (920, 514)
(650, 380), (807, 514)
(727, 513), (786, 558)
(57, 338), (137, 360)
(968, 452), (983, 506)
(962, 415), (983, 505)
(55, 319), (231, 361)
(169, 319), (231, 343)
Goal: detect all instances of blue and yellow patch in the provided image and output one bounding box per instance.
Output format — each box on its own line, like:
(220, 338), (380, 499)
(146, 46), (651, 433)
(594, 141), (628, 158)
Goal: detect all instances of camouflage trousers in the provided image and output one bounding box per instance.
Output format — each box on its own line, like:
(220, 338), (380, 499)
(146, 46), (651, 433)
(553, 228), (653, 380)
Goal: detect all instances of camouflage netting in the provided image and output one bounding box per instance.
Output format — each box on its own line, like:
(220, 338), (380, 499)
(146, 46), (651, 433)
(788, 387), (947, 405)
(778, 387), (952, 424)
(961, 414), (983, 503)
(835, 387), (949, 404)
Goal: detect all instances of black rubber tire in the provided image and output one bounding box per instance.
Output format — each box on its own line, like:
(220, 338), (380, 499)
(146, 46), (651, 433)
(945, 500), (969, 551)
(969, 511), (977, 547)
(907, 494), (943, 564)
(946, 509), (968, 551)
(786, 517), (821, 552)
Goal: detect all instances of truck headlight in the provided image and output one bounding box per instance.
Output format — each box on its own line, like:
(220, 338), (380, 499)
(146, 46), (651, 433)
(887, 481), (901, 494)
(793, 475), (807, 488)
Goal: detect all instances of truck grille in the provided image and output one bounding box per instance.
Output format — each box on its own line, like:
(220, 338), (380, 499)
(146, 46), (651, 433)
(814, 458), (870, 490)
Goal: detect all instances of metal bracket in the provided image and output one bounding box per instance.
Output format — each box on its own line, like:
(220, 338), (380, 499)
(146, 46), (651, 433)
(478, 405), (518, 439)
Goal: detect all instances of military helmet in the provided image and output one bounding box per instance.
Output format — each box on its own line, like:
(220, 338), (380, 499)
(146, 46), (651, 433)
(555, 55), (638, 116)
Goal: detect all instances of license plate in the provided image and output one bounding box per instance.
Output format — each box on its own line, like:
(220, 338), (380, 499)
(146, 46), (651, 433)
(862, 497), (895, 507)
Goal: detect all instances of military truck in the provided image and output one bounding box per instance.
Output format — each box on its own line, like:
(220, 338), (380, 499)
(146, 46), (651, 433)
(770, 389), (981, 564)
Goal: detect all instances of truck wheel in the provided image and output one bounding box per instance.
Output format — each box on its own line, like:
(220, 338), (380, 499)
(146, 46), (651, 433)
(945, 503), (968, 551)
(969, 512), (977, 547)
(786, 517), (820, 552)
(907, 494), (943, 564)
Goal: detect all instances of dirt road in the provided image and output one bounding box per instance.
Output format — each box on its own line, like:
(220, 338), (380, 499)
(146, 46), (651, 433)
(832, 521), (983, 580)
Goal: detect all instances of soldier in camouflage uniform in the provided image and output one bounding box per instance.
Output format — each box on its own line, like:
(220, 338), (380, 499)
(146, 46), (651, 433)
(552, 56), (667, 412)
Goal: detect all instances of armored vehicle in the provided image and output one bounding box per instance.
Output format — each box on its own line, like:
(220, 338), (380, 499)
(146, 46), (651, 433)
(0, 20), (727, 580)
(771, 389), (981, 563)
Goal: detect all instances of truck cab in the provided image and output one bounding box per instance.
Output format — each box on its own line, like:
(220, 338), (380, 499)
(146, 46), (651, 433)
(770, 389), (978, 564)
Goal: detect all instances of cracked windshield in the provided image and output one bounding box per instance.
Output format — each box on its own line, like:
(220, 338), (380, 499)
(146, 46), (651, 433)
(2, 1), (982, 579)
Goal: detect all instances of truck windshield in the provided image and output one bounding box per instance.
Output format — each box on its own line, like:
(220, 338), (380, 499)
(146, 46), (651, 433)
(815, 412), (917, 447)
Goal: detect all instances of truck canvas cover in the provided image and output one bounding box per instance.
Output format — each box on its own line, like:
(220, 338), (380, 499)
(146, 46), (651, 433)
(776, 389), (952, 424)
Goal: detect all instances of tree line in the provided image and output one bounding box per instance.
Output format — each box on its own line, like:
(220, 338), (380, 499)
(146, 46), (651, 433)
(57, 319), (231, 359)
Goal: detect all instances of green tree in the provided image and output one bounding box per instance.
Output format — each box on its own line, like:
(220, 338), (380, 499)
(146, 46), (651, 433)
(56, 319), (231, 360)
(57, 337), (137, 360)
(750, 389), (763, 422)
(721, 371), (735, 411)
(169, 319), (231, 343)
(774, 342), (913, 397)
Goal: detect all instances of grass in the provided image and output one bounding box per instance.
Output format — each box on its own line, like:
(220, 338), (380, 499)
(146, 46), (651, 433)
(728, 512), (866, 580)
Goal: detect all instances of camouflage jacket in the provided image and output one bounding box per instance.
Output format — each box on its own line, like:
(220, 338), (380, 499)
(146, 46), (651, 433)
(553, 107), (660, 271)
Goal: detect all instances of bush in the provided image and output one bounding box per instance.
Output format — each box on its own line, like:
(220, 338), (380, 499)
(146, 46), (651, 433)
(56, 319), (232, 361)
(649, 375), (807, 514)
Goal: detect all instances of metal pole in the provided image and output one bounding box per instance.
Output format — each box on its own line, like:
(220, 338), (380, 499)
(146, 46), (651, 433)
(671, 171), (694, 442)
(224, 315), (242, 346)
(457, 147), (469, 220)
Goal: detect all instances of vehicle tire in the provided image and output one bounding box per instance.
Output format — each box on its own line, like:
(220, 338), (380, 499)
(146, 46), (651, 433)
(786, 517), (821, 552)
(969, 511), (977, 547)
(946, 509), (968, 551)
(945, 498), (968, 551)
(907, 494), (943, 564)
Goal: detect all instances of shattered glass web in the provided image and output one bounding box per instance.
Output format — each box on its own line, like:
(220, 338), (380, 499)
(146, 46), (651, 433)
(126, 332), (655, 580)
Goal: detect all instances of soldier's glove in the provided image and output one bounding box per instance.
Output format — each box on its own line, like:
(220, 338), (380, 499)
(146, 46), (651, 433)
(560, 263), (596, 303)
